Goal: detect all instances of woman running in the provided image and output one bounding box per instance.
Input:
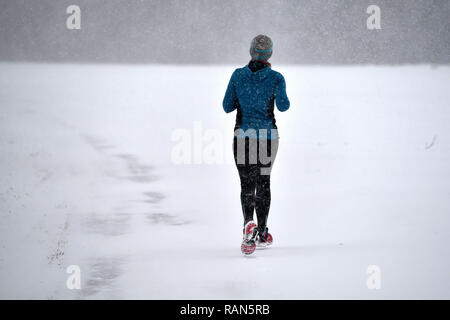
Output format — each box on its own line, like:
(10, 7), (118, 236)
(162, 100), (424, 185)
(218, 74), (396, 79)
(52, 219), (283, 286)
(222, 34), (290, 254)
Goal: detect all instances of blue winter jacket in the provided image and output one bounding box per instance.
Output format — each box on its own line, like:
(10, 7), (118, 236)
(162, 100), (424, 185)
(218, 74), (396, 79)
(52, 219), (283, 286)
(223, 64), (290, 140)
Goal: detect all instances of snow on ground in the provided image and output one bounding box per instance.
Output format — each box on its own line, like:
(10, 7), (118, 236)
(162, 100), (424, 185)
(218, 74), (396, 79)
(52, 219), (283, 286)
(0, 63), (449, 299)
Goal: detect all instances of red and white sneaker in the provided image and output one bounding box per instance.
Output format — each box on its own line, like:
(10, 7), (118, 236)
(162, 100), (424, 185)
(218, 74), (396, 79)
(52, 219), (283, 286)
(241, 221), (258, 255)
(256, 227), (273, 248)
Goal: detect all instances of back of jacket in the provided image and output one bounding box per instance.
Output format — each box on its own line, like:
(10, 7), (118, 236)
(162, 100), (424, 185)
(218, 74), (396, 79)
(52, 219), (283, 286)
(223, 64), (290, 140)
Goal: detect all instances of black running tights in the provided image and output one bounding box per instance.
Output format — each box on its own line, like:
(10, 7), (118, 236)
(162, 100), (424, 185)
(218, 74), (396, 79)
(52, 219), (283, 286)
(233, 137), (279, 233)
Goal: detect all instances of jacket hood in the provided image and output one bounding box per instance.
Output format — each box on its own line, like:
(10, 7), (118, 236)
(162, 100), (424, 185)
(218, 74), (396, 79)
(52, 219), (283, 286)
(243, 65), (271, 82)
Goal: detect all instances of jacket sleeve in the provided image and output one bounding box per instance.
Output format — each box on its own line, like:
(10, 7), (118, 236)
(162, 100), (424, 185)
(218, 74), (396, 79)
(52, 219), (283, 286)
(223, 71), (238, 113)
(274, 73), (290, 112)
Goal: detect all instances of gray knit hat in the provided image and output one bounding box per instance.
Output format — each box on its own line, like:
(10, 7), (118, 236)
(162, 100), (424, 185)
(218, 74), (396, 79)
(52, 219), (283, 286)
(249, 34), (273, 61)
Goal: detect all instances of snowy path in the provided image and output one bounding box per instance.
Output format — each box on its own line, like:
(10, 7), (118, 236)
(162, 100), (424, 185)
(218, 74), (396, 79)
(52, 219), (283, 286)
(0, 63), (449, 299)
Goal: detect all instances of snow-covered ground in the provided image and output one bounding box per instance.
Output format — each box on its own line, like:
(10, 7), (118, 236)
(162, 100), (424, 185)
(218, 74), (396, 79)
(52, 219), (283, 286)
(0, 63), (449, 299)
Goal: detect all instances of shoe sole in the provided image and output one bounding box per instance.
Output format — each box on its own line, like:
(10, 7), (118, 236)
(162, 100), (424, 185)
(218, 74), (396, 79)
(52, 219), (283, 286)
(241, 221), (257, 255)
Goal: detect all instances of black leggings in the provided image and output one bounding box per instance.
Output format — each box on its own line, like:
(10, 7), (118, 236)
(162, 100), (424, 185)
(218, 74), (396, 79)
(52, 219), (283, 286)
(233, 136), (279, 233)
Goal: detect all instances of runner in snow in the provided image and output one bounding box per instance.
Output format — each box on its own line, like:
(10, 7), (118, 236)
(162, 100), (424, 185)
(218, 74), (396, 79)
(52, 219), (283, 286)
(222, 35), (290, 254)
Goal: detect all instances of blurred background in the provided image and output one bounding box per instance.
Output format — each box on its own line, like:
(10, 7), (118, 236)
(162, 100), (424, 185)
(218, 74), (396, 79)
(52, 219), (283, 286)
(0, 0), (448, 64)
